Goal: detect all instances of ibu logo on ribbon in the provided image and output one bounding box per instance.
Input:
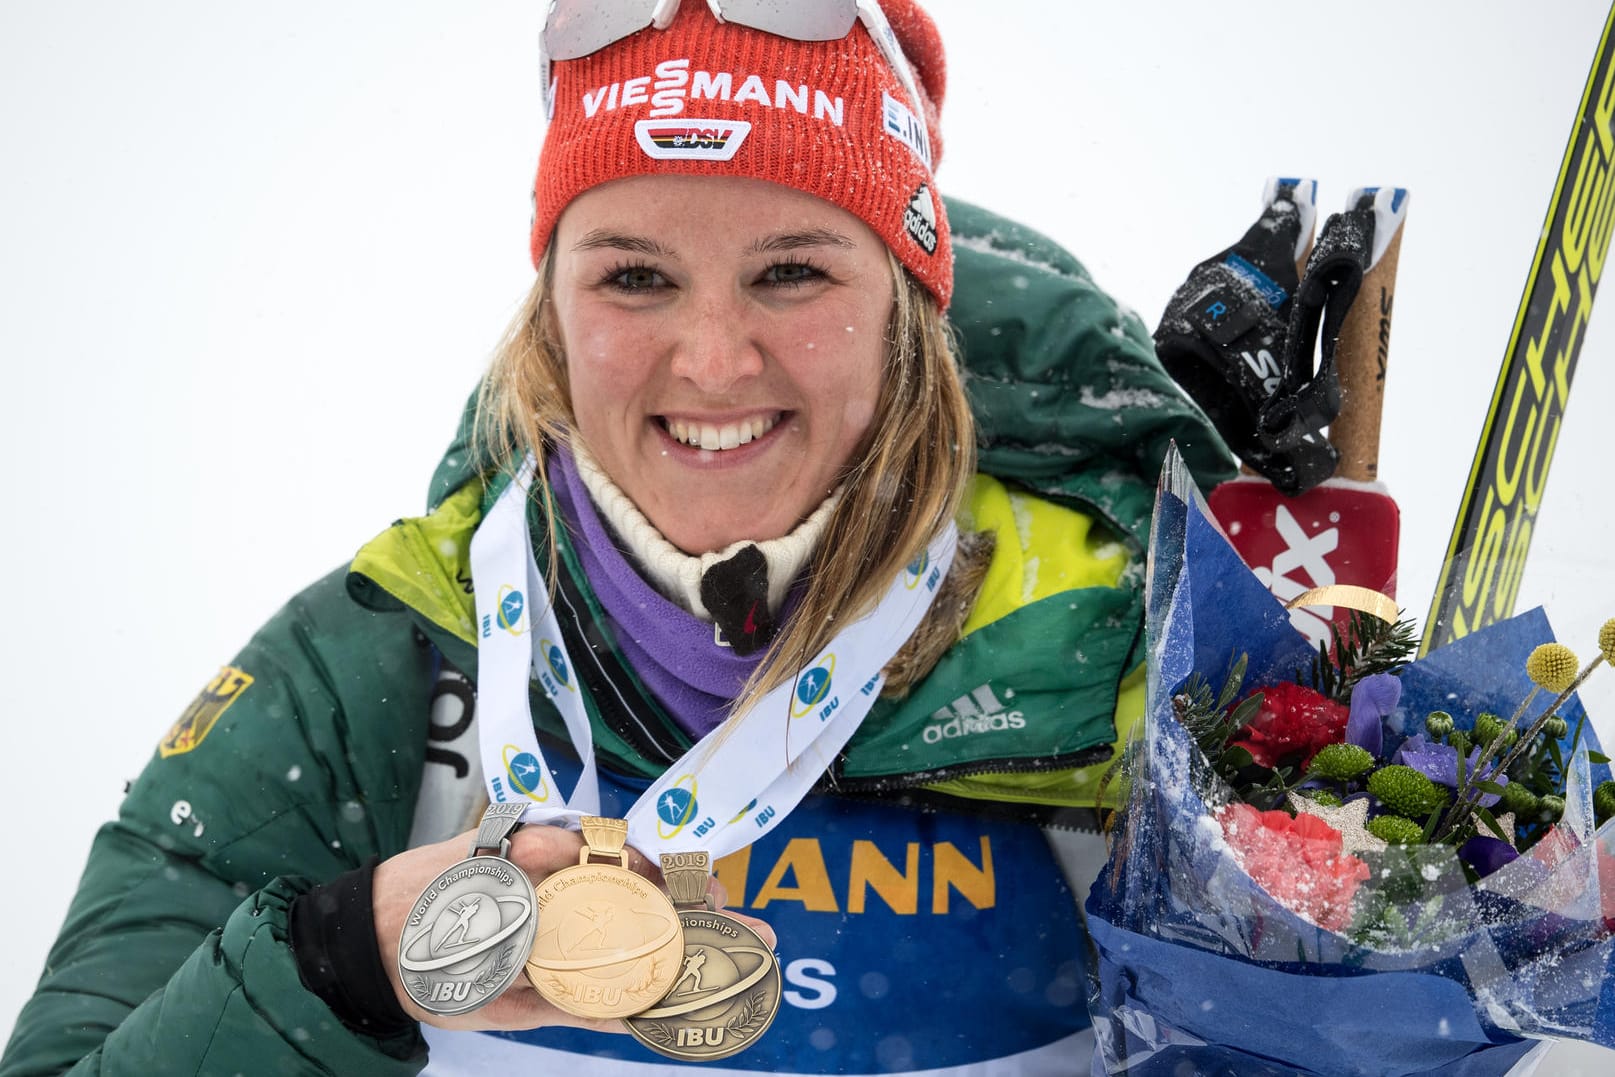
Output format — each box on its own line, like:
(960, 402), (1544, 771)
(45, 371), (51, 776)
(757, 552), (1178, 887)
(501, 744), (550, 802)
(904, 550), (942, 593)
(789, 656), (837, 720)
(725, 797), (776, 830)
(538, 638), (576, 696)
(496, 585), (527, 635)
(904, 550), (930, 589)
(656, 775), (707, 839)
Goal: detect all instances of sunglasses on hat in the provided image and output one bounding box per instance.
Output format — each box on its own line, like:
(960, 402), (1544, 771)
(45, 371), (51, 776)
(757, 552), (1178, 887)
(539, 0), (924, 120)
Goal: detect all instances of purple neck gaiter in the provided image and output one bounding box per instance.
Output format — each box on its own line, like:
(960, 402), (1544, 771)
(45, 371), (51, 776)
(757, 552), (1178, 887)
(548, 446), (771, 738)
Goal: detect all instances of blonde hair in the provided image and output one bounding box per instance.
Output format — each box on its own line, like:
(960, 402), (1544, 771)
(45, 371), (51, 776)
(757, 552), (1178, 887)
(475, 248), (978, 715)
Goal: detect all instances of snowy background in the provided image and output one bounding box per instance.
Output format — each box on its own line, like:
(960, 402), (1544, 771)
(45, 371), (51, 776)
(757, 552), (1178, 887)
(2, 0), (1613, 1067)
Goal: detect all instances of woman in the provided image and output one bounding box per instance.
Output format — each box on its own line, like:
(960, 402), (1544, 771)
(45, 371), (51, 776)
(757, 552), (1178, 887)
(2, 2), (1231, 1074)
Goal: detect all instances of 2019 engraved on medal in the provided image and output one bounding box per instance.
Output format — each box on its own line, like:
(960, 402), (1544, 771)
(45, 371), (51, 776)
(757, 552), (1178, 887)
(626, 851), (782, 1062)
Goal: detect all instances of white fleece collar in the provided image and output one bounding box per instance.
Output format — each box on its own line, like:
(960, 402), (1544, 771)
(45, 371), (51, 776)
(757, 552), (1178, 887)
(570, 443), (838, 622)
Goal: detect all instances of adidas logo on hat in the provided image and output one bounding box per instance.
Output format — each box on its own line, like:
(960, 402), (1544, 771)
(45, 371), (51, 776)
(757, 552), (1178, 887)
(904, 184), (938, 255)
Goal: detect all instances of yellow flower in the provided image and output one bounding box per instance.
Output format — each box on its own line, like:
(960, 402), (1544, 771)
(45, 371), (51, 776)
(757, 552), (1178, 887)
(1600, 618), (1615, 666)
(1527, 643), (1579, 694)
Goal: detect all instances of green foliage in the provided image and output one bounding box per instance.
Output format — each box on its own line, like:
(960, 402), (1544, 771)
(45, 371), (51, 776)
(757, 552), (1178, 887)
(1172, 653), (1251, 760)
(1537, 794), (1565, 823)
(1172, 654), (1293, 810)
(1351, 891), (1462, 951)
(1367, 765), (1448, 819)
(1306, 743), (1374, 782)
(1473, 713), (1516, 749)
(1484, 706), (1584, 848)
(1595, 780), (1615, 827)
(1309, 611), (1418, 704)
(1474, 806), (1510, 843)
(1424, 711), (1454, 739)
(1367, 815), (1424, 846)
(1498, 781), (1540, 820)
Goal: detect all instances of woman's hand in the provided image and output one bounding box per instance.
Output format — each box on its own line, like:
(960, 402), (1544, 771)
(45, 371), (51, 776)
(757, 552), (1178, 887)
(372, 824), (774, 1033)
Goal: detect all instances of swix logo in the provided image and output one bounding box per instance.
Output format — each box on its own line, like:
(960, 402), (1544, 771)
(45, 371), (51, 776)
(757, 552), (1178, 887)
(923, 683), (1025, 743)
(1376, 288), (1393, 382)
(1242, 347), (1283, 396)
(1251, 504), (1338, 649)
(582, 59), (845, 125)
(1223, 252), (1288, 309)
(634, 119), (750, 161)
(904, 185), (938, 255)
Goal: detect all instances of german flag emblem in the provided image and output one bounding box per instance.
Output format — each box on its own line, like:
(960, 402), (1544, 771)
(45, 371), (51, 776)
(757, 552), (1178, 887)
(634, 118), (750, 161)
(159, 666), (255, 758)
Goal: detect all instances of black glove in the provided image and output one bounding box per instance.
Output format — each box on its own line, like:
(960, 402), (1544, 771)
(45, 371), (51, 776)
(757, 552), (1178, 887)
(1154, 179), (1350, 496)
(1260, 193), (1380, 457)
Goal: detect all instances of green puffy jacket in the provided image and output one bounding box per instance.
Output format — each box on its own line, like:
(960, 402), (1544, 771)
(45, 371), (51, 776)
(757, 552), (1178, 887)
(1, 199), (1231, 1076)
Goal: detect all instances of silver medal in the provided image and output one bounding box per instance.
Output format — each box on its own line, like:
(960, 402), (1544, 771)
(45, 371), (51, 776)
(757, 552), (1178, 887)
(397, 801), (538, 1016)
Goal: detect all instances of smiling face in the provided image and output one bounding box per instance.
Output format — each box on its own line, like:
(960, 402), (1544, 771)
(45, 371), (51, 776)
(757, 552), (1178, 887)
(551, 174), (894, 554)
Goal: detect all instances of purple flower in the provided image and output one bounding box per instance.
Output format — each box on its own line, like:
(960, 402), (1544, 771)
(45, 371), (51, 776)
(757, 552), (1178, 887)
(1346, 673), (1400, 758)
(1459, 835), (1519, 879)
(1394, 735), (1509, 808)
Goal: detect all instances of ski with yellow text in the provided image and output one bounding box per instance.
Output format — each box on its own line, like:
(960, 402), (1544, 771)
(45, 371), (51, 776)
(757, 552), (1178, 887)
(1422, 1), (1615, 653)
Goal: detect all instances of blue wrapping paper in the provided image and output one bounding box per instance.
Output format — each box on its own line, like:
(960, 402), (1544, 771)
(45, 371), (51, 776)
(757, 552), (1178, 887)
(1085, 447), (1615, 1076)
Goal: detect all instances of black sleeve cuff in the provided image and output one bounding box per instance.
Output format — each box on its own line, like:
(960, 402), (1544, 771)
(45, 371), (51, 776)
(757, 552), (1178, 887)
(290, 856), (417, 1038)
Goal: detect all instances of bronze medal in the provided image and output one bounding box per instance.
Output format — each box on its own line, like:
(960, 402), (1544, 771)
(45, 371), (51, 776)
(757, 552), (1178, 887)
(626, 851), (782, 1062)
(526, 816), (684, 1019)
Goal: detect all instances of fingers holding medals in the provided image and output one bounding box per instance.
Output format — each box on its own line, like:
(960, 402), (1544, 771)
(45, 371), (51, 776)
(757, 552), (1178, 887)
(376, 808), (651, 1031)
(377, 808), (781, 1059)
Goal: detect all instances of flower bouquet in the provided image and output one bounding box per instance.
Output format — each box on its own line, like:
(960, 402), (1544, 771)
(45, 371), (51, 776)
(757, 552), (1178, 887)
(1085, 447), (1615, 1076)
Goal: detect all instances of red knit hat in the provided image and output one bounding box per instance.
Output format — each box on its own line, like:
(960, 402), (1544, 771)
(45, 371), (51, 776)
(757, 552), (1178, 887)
(530, 0), (952, 307)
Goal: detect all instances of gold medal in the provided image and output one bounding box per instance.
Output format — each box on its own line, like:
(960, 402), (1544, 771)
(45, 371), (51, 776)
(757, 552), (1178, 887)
(626, 851), (782, 1062)
(525, 817), (684, 1019)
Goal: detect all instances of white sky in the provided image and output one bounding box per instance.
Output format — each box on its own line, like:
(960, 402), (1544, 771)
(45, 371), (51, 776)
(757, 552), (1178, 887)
(2, 1), (1612, 1067)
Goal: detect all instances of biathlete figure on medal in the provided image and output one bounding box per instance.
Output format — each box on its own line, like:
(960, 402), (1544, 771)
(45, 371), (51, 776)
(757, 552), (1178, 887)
(674, 949), (708, 995)
(435, 899), (484, 954)
(3, 2), (1234, 1074)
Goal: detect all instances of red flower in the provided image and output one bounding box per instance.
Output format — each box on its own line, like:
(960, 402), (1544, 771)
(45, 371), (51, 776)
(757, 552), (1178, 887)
(1228, 681), (1349, 769)
(1218, 802), (1370, 932)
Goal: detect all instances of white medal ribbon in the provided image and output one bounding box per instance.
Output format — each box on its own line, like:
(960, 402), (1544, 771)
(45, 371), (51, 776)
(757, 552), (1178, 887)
(470, 454), (954, 860)
(471, 461), (601, 821)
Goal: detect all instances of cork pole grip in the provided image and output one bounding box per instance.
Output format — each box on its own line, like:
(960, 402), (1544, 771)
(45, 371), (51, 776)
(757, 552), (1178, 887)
(1330, 213), (1407, 481)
